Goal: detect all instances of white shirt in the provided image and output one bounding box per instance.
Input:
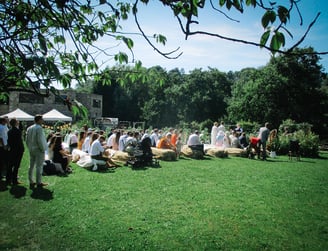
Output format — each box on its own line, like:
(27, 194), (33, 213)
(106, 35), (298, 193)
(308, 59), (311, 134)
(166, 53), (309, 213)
(118, 134), (128, 151)
(106, 133), (116, 148)
(82, 136), (91, 152)
(69, 133), (78, 145)
(211, 125), (218, 145)
(218, 124), (225, 132)
(187, 134), (201, 146)
(150, 133), (159, 146)
(89, 139), (104, 156)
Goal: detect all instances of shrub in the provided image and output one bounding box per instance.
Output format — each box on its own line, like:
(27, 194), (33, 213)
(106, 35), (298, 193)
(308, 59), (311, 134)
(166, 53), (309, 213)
(278, 130), (319, 158)
(279, 119), (313, 135)
(238, 120), (261, 134)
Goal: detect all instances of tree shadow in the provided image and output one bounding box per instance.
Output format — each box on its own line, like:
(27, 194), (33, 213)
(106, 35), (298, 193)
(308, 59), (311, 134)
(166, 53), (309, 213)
(30, 187), (54, 201)
(9, 185), (27, 198)
(0, 180), (9, 192)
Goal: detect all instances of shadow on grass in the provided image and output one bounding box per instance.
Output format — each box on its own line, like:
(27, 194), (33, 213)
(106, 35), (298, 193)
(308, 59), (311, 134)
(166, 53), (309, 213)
(31, 187), (54, 201)
(178, 156), (214, 161)
(291, 159), (316, 164)
(0, 180), (9, 192)
(9, 185), (27, 198)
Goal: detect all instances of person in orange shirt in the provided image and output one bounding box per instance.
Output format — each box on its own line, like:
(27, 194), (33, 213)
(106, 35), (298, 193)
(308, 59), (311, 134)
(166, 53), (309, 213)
(170, 129), (178, 146)
(157, 133), (176, 152)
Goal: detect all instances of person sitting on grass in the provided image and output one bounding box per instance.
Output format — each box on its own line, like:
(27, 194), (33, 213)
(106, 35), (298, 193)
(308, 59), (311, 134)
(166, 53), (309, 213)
(89, 135), (118, 171)
(82, 130), (93, 153)
(51, 135), (72, 173)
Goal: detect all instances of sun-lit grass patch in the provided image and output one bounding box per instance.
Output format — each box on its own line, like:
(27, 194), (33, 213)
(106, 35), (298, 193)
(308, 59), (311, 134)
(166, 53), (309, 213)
(0, 152), (327, 250)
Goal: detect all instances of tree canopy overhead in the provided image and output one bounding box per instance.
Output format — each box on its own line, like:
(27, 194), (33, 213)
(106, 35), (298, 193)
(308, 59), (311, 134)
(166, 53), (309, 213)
(1, 0), (326, 107)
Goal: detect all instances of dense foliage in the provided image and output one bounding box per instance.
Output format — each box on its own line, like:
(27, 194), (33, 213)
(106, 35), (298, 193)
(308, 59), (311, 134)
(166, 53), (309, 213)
(78, 47), (328, 139)
(1, 0), (326, 105)
(228, 47), (327, 133)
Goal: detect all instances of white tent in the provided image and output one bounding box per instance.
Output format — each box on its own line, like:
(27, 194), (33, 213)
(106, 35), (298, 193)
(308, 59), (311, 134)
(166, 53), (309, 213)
(1, 108), (34, 121)
(42, 109), (72, 122)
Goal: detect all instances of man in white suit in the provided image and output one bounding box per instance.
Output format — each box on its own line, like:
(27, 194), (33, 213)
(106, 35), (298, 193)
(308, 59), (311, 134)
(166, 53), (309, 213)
(26, 114), (48, 188)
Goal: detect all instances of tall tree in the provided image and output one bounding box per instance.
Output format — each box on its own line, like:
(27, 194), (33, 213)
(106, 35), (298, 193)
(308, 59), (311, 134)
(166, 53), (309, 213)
(227, 47), (327, 132)
(1, 0), (326, 114)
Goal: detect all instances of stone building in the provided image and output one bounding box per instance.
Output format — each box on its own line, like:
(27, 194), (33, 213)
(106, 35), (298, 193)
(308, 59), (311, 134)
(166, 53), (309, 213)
(0, 89), (102, 122)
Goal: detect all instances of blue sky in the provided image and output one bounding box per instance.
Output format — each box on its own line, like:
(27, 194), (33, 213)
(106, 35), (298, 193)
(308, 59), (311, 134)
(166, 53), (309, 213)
(98, 0), (328, 73)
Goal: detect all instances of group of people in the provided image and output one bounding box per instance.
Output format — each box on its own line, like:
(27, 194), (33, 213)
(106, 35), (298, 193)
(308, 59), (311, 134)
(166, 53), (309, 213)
(0, 112), (273, 189)
(0, 116), (24, 186)
(211, 121), (271, 160)
(0, 114), (51, 188)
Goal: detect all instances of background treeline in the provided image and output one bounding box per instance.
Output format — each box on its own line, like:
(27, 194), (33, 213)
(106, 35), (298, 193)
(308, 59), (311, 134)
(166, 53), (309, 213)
(76, 47), (328, 138)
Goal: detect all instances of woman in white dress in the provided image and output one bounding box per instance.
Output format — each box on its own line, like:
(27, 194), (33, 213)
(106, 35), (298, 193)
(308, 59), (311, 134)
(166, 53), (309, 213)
(211, 122), (218, 145)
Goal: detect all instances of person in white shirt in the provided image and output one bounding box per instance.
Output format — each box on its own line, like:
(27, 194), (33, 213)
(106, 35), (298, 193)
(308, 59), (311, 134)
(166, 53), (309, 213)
(150, 129), (159, 147)
(106, 131), (116, 148)
(211, 122), (218, 145)
(187, 130), (204, 154)
(82, 131), (92, 153)
(68, 130), (78, 153)
(217, 121), (225, 133)
(187, 131), (201, 146)
(26, 115), (48, 188)
(118, 132), (128, 151)
(89, 135), (117, 170)
(0, 116), (9, 178)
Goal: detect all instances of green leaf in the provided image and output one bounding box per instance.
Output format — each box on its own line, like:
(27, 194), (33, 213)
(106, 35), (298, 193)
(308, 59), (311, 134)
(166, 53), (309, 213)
(270, 34), (280, 52)
(38, 33), (47, 55)
(154, 34), (167, 45)
(54, 35), (66, 44)
(135, 60), (142, 70)
(260, 30), (271, 47)
(114, 52), (128, 64)
(226, 0), (232, 10)
(219, 0), (226, 7)
(262, 10), (276, 28)
(277, 5), (289, 24)
(233, 0), (243, 13)
(191, 0), (198, 16)
(246, 0), (256, 7)
(122, 37), (134, 50)
(276, 31), (285, 47)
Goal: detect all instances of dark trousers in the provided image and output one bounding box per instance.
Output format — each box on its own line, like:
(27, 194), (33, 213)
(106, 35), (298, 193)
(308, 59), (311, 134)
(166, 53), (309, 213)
(6, 150), (24, 184)
(258, 140), (267, 160)
(189, 144), (205, 154)
(0, 147), (8, 178)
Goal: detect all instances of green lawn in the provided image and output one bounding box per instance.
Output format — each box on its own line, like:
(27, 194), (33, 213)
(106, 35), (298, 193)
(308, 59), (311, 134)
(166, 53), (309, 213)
(0, 152), (327, 251)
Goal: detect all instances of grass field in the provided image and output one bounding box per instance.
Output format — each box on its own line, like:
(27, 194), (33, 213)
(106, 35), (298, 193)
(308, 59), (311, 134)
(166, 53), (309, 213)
(0, 151), (327, 251)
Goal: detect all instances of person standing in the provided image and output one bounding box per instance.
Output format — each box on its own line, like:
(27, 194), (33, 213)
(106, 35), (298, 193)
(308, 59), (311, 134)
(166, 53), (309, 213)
(26, 115), (48, 188)
(258, 122), (270, 160)
(211, 122), (218, 145)
(6, 118), (25, 185)
(0, 116), (9, 179)
(217, 121), (225, 133)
